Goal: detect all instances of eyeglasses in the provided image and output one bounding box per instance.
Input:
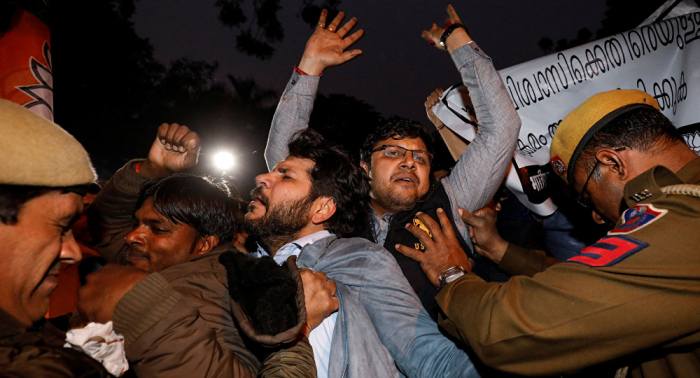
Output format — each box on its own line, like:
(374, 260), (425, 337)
(576, 146), (627, 209)
(576, 160), (600, 209)
(371, 144), (433, 165)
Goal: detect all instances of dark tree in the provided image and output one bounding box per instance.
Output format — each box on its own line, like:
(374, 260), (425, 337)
(596, 0), (679, 39)
(308, 93), (384, 160)
(228, 75), (278, 109)
(214, 0), (341, 59)
(51, 0), (166, 176)
(49, 0), (276, 191)
(48, 0), (393, 196)
(537, 0), (672, 54)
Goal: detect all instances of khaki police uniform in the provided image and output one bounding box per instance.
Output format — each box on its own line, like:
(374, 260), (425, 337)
(436, 157), (700, 377)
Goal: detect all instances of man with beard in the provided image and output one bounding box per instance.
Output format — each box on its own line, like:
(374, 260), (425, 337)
(246, 128), (479, 377)
(78, 123), (332, 377)
(0, 99), (110, 376)
(265, 6), (521, 319)
(396, 89), (700, 377)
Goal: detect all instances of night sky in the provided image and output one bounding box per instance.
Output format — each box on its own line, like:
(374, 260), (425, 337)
(132, 1), (609, 123)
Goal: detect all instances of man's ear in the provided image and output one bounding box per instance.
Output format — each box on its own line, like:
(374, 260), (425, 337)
(193, 234), (219, 256)
(596, 148), (628, 180)
(360, 161), (370, 176)
(310, 197), (337, 225)
(591, 210), (608, 225)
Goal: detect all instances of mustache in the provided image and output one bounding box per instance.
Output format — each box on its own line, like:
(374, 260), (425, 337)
(126, 245), (149, 259)
(249, 186), (269, 207)
(391, 169), (419, 182)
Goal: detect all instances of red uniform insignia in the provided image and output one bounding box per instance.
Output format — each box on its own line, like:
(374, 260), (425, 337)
(550, 155), (566, 176)
(567, 235), (648, 267)
(608, 204), (667, 235)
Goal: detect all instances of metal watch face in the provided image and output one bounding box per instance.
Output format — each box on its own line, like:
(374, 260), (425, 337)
(439, 266), (466, 288)
(445, 271), (465, 283)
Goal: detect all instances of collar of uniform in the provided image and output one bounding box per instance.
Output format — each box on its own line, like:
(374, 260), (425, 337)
(675, 156), (700, 184)
(623, 164), (684, 207)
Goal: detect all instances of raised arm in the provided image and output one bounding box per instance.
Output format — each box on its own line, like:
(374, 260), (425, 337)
(88, 123), (201, 264)
(425, 87), (470, 161)
(265, 10), (363, 170)
(424, 5), (521, 212)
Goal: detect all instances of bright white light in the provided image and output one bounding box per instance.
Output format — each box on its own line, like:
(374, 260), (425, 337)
(213, 151), (235, 171)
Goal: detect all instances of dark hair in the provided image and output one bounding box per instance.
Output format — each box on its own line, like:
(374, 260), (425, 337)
(578, 107), (683, 174)
(0, 185), (54, 225)
(136, 174), (238, 242)
(287, 129), (371, 237)
(360, 118), (434, 166)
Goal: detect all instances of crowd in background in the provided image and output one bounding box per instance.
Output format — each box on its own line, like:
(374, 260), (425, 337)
(1, 4), (699, 378)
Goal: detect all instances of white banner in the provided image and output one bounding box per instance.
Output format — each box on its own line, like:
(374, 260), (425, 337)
(434, 0), (700, 216)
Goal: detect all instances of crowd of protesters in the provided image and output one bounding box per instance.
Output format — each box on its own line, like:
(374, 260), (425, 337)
(1, 4), (699, 378)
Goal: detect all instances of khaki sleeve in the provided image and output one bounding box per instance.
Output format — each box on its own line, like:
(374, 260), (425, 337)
(498, 243), (559, 277)
(436, 247), (700, 376)
(437, 164), (700, 376)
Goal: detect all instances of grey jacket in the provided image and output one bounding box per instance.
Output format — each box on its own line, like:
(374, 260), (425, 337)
(265, 42), (521, 259)
(297, 235), (478, 378)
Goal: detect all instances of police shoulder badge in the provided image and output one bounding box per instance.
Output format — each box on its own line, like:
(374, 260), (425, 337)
(567, 235), (648, 267)
(550, 155), (566, 176)
(608, 204), (668, 235)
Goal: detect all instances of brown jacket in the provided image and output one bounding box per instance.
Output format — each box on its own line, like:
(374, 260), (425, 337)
(91, 160), (315, 377)
(0, 309), (112, 377)
(113, 249), (314, 378)
(436, 158), (700, 377)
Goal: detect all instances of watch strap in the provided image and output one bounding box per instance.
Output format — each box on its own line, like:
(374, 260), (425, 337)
(439, 23), (468, 48)
(438, 266), (466, 289)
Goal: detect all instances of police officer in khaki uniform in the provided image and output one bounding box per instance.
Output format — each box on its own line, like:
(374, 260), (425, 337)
(0, 99), (111, 376)
(396, 89), (700, 377)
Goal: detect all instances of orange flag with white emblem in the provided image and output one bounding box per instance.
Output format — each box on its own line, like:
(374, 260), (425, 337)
(0, 4), (53, 120)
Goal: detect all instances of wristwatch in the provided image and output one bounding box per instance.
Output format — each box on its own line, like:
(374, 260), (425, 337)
(438, 266), (466, 289)
(439, 23), (468, 48)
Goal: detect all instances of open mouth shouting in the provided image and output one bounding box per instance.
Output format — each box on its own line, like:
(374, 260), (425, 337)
(392, 172), (419, 186)
(248, 187), (270, 212)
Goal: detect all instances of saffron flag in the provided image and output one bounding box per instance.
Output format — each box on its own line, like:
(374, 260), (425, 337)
(0, 3), (53, 120)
